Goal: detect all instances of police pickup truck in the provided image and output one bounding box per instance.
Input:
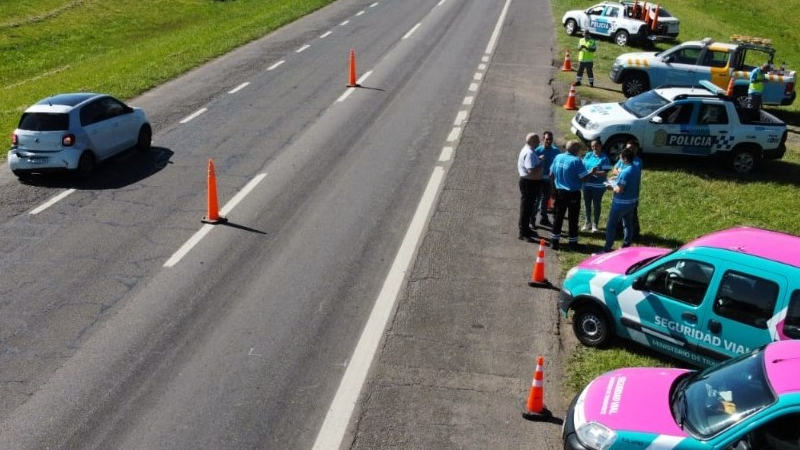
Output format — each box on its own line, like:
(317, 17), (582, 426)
(571, 81), (787, 174)
(562, 1), (679, 47)
(611, 36), (797, 106)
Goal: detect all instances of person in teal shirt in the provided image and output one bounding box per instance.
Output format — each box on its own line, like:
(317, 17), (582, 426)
(748, 62), (769, 110)
(581, 139), (611, 233)
(603, 145), (641, 252)
(550, 141), (596, 251)
(534, 131), (561, 228)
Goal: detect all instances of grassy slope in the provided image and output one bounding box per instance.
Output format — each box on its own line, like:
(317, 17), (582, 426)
(1, 0), (336, 141)
(550, 0), (800, 391)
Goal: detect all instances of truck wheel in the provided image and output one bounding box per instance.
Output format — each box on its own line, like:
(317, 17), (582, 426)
(603, 136), (628, 162)
(564, 19), (578, 36)
(573, 305), (612, 348)
(621, 72), (648, 97)
(729, 146), (758, 174)
(614, 29), (630, 46)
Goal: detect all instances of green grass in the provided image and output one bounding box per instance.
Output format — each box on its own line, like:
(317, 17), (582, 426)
(551, 0), (800, 392)
(1, 0), (336, 143)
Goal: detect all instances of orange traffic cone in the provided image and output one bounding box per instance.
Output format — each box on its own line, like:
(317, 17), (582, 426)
(529, 239), (551, 287)
(201, 159), (227, 224)
(347, 48), (360, 87)
(561, 50), (572, 72)
(563, 83), (578, 110)
(522, 356), (552, 421)
(650, 5), (659, 31)
(726, 77), (736, 97)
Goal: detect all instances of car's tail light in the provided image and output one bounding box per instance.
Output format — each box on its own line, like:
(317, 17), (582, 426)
(786, 82), (795, 95)
(62, 134), (75, 146)
(11, 133), (18, 146)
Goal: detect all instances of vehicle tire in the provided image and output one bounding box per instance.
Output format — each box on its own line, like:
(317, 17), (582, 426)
(621, 72), (649, 97)
(614, 29), (630, 46)
(12, 170), (31, 182)
(603, 136), (629, 162)
(573, 304), (612, 347)
(565, 19), (578, 36)
(732, 87), (749, 109)
(136, 124), (152, 152)
(76, 151), (96, 178)
(729, 146), (758, 174)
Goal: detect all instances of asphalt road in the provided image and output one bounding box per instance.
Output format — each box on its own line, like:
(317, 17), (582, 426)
(0, 0), (565, 448)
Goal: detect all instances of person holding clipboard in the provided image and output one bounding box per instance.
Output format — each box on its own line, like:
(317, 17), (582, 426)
(602, 144), (641, 253)
(581, 139), (611, 233)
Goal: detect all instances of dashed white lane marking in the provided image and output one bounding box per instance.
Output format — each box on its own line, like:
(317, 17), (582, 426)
(336, 70), (373, 102)
(446, 127), (462, 142)
(180, 108), (207, 124)
(296, 44), (311, 53)
(453, 110), (468, 126)
(356, 10), (365, 16)
(482, 56), (490, 63)
(468, 83), (478, 92)
(267, 60), (285, 71)
(340, 20), (350, 26)
(370, 2), (378, 7)
(438, 146), (454, 162)
(228, 82), (250, 94)
(29, 189), (76, 215)
(163, 173), (267, 268)
(320, 31), (332, 39)
(478, 63), (487, 70)
(437, 0), (446, 5)
(312, 166), (447, 449)
(463, 96), (474, 105)
(473, 72), (483, 80)
(403, 23), (421, 40)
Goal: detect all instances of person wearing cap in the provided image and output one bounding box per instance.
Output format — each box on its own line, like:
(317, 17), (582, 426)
(581, 139), (611, 233)
(550, 140), (596, 251)
(517, 133), (542, 243)
(603, 145), (641, 252)
(534, 131), (560, 228)
(748, 62), (769, 109)
(575, 30), (597, 87)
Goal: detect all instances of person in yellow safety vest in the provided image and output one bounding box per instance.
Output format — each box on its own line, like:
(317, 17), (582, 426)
(748, 62), (769, 109)
(575, 30), (597, 87)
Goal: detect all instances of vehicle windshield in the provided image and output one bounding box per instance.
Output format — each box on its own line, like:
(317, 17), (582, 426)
(625, 249), (676, 275)
(672, 350), (774, 438)
(620, 90), (669, 118)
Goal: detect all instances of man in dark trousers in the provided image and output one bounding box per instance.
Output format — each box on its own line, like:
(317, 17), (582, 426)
(517, 133), (542, 242)
(534, 131), (560, 228)
(550, 140), (596, 251)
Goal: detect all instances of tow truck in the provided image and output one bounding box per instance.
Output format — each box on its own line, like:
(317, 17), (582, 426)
(611, 35), (797, 106)
(562, 1), (679, 47)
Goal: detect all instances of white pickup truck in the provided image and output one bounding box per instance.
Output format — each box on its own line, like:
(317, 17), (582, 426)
(570, 82), (787, 174)
(562, 1), (679, 47)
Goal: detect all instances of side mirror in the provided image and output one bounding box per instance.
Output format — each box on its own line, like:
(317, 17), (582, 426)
(662, 56), (672, 63)
(650, 116), (663, 124)
(784, 323), (800, 339)
(632, 277), (646, 290)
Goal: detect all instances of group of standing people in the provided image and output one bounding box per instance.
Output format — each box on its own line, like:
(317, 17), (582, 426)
(517, 134), (642, 252)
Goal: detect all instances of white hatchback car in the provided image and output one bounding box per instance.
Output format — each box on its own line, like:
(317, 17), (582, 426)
(9, 93), (151, 179)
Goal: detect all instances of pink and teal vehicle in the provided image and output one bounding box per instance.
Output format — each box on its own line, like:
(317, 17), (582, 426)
(559, 227), (800, 367)
(562, 340), (800, 449)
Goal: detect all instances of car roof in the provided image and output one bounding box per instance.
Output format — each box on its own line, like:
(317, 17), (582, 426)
(36, 93), (100, 107)
(654, 86), (720, 101)
(764, 341), (800, 395)
(683, 227), (800, 269)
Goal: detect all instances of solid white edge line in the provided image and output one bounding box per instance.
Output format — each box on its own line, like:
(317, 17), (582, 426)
(267, 60), (285, 71)
(296, 44), (311, 53)
(438, 146), (454, 162)
(340, 20), (350, 26)
(356, 10), (365, 16)
(29, 189), (76, 215)
(437, 0), (446, 5)
(163, 173), (267, 268)
(402, 23), (421, 40)
(179, 108), (207, 124)
(369, 2), (378, 7)
(453, 110), (468, 127)
(447, 127), (462, 142)
(337, 71), (373, 103)
(320, 31), (332, 38)
(311, 166), (446, 450)
(228, 82), (250, 94)
(485, 0), (512, 55)
(357, 70), (373, 84)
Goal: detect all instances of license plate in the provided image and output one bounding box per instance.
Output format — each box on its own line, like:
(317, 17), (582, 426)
(26, 157), (48, 164)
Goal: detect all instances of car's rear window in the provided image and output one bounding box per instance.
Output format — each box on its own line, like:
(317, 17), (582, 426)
(18, 113), (69, 131)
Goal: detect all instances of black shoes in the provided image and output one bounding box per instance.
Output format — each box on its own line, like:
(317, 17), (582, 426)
(550, 240), (560, 250)
(518, 234), (537, 243)
(539, 218), (552, 227)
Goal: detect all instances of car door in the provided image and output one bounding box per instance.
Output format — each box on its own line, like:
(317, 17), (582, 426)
(697, 102), (733, 157)
(625, 258), (717, 366)
(643, 101), (696, 155)
(699, 48), (732, 89)
(718, 410), (800, 450)
(583, 5), (605, 34)
(80, 99), (115, 157)
(780, 290), (800, 340)
(97, 97), (132, 154)
(663, 45), (702, 86)
(596, 5), (621, 37)
(705, 268), (783, 359)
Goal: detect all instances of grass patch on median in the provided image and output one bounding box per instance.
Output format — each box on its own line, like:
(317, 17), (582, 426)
(1, 0), (336, 144)
(551, 0), (800, 393)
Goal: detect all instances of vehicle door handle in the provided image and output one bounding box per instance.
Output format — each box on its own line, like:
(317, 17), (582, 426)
(708, 319), (722, 334)
(682, 312), (697, 323)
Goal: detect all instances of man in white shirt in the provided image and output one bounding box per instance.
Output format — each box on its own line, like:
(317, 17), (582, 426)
(517, 133), (542, 242)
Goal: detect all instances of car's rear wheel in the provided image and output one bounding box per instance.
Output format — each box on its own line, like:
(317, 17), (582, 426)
(565, 19), (578, 36)
(12, 170), (32, 182)
(603, 136), (629, 162)
(729, 146), (758, 174)
(573, 304), (612, 347)
(614, 29), (630, 46)
(621, 72), (648, 97)
(136, 124), (152, 152)
(76, 151), (96, 178)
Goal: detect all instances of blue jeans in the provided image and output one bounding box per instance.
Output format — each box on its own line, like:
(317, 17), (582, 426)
(604, 202), (635, 252)
(582, 187), (604, 226)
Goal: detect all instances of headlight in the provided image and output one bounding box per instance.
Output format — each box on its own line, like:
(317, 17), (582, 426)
(576, 422), (617, 450)
(565, 267), (579, 280)
(586, 121), (600, 131)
